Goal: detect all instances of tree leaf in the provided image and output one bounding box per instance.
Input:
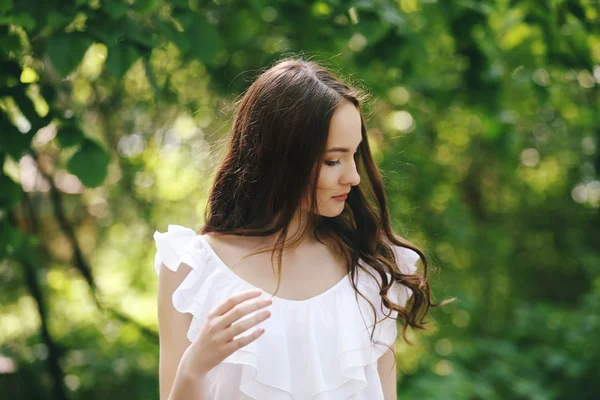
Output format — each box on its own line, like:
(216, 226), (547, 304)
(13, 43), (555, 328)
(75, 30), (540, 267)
(175, 12), (222, 63)
(46, 32), (93, 77)
(117, 16), (155, 49)
(0, 116), (32, 158)
(134, 0), (161, 14)
(88, 22), (122, 45)
(56, 123), (84, 148)
(11, 87), (48, 132)
(0, 32), (20, 56)
(0, 0), (13, 14)
(40, 83), (57, 104)
(0, 173), (22, 209)
(0, 220), (25, 259)
(66, 139), (110, 187)
(155, 19), (190, 54)
(0, 12), (36, 30)
(356, 11), (390, 45)
(103, 0), (129, 20)
(105, 42), (141, 78)
(44, 11), (73, 34)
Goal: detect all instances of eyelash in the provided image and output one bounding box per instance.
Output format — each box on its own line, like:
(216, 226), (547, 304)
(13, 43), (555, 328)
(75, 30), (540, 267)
(325, 152), (360, 167)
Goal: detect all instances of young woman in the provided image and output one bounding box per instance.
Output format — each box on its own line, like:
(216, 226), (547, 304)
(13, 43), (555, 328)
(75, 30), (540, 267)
(154, 58), (451, 400)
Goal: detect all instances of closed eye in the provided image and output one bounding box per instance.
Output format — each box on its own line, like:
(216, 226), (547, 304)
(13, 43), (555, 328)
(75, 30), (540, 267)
(325, 151), (360, 167)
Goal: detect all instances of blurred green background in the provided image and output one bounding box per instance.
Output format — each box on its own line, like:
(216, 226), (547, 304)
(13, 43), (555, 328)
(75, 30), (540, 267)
(1, 0), (599, 399)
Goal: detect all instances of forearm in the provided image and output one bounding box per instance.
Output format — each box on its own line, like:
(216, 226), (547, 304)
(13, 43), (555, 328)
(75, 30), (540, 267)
(167, 364), (209, 400)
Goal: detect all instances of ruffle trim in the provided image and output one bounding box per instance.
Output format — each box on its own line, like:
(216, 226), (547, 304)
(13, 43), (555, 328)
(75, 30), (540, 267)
(153, 224), (419, 400)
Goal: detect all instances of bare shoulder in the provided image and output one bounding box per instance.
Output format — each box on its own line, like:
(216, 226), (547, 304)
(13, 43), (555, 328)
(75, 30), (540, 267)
(203, 232), (259, 256)
(157, 261), (192, 289)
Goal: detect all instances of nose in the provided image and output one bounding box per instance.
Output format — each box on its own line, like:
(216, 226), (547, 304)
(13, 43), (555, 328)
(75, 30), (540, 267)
(341, 160), (361, 187)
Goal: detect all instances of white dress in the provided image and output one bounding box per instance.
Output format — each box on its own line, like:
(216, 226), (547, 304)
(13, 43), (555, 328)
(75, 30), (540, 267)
(154, 224), (419, 400)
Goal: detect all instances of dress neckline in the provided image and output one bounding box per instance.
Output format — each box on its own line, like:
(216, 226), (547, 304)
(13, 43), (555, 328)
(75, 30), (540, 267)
(197, 233), (350, 305)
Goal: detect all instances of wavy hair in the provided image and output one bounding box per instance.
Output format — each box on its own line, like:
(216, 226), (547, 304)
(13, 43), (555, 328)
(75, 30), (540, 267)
(199, 57), (454, 356)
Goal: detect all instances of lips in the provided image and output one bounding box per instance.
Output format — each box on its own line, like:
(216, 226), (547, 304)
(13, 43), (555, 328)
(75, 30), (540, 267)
(332, 192), (349, 198)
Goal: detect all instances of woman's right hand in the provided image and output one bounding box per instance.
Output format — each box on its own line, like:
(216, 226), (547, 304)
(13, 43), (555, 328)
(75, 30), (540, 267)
(180, 288), (272, 376)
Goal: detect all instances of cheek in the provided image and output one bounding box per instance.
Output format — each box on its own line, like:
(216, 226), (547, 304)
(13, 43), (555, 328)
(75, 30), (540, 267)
(314, 169), (340, 209)
(317, 168), (338, 195)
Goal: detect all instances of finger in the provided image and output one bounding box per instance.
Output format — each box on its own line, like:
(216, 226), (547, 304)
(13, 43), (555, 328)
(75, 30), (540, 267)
(208, 288), (263, 319)
(216, 297), (272, 330)
(224, 326), (266, 352)
(218, 308), (271, 343)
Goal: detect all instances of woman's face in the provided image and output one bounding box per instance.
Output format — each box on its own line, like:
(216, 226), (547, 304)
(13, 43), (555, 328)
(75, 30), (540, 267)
(306, 100), (363, 217)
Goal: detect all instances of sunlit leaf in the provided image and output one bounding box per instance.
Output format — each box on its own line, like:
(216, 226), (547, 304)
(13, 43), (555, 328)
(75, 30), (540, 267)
(46, 32), (93, 77)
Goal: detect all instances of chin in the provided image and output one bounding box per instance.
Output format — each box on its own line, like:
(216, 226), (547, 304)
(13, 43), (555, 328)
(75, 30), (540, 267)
(321, 208), (345, 218)
(314, 200), (346, 218)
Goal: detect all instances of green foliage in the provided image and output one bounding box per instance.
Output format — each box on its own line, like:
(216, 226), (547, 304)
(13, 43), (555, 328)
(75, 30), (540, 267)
(105, 43), (142, 78)
(0, 174), (21, 208)
(0, 121), (31, 158)
(173, 11), (222, 62)
(46, 33), (95, 78)
(0, 0), (599, 399)
(56, 123), (85, 148)
(66, 139), (110, 188)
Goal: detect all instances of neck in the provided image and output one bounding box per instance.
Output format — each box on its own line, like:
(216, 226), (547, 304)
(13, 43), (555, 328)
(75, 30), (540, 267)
(284, 208), (316, 245)
(256, 208), (318, 251)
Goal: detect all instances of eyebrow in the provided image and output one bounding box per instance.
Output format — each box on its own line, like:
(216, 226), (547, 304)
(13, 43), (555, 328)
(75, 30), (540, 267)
(326, 139), (363, 153)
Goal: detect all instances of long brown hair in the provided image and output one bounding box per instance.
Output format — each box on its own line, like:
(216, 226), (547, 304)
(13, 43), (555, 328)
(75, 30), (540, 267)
(199, 57), (454, 351)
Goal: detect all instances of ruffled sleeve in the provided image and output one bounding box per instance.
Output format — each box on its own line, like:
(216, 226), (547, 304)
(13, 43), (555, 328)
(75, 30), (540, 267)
(153, 224), (216, 343)
(153, 225), (266, 345)
(153, 224), (200, 275)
